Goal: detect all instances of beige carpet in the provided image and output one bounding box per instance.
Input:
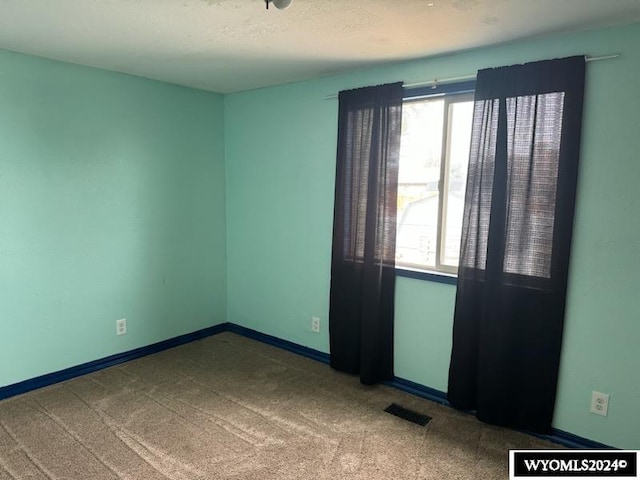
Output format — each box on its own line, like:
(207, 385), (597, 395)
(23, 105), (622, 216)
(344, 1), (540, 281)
(0, 332), (559, 479)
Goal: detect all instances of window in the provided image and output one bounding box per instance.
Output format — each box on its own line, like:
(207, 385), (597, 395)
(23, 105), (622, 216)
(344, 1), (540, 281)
(395, 83), (475, 275)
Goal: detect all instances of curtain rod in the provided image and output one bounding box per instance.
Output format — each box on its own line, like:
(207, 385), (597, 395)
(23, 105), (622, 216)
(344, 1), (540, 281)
(325, 54), (619, 99)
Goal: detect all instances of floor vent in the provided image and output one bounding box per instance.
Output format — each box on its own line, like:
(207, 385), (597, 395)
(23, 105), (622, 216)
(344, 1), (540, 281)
(384, 403), (432, 426)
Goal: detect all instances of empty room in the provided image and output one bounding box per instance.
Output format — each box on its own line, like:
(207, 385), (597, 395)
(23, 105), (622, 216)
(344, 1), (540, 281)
(1, 1), (639, 478)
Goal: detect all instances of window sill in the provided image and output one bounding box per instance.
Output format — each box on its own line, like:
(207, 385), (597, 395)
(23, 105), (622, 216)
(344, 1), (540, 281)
(395, 267), (457, 285)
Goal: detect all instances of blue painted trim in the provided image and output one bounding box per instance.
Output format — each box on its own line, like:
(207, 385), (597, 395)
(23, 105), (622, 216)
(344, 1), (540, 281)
(222, 329), (614, 449)
(0, 323), (227, 401)
(0, 320), (613, 450)
(386, 377), (614, 449)
(547, 429), (615, 450)
(396, 268), (457, 285)
(519, 428), (615, 450)
(387, 376), (450, 406)
(226, 323), (330, 365)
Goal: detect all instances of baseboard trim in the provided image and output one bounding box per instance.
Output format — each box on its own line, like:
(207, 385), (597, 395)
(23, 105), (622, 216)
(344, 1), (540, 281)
(226, 323), (330, 365)
(0, 321), (613, 450)
(546, 429), (614, 450)
(0, 323), (227, 401)
(383, 377), (613, 449)
(225, 327), (614, 450)
(386, 376), (450, 406)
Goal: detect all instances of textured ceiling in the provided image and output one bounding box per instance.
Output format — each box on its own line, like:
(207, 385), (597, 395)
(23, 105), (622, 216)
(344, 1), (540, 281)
(1, 0), (640, 93)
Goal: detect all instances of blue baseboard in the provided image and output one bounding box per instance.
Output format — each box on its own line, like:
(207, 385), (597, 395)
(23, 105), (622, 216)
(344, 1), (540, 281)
(386, 376), (451, 407)
(226, 323), (330, 365)
(546, 429), (614, 450)
(0, 323), (227, 402)
(225, 328), (613, 450)
(383, 377), (613, 449)
(0, 321), (612, 450)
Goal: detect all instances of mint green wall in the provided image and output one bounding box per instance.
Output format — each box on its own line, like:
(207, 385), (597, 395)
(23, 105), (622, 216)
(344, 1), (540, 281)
(225, 24), (640, 448)
(0, 50), (227, 388)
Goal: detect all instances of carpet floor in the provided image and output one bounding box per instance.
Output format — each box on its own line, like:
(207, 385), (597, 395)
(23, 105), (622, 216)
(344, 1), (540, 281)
(0, 332), (559, 479)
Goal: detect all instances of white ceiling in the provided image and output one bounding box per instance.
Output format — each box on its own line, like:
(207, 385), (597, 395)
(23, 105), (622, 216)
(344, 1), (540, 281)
(1, 0), (640, 93)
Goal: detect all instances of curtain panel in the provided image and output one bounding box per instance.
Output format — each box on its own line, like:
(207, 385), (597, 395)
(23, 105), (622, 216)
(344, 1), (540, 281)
(329, 82), (403, 385)
(447, 57), (586, 433)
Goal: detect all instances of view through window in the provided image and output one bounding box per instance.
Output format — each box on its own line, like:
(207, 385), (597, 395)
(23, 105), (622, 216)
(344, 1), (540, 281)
(396, 91), (474, 274)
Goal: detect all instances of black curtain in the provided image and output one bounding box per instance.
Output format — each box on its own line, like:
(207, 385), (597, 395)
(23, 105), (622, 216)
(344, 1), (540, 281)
(447, 57), (586, 433)
(329, 82), (403, 385)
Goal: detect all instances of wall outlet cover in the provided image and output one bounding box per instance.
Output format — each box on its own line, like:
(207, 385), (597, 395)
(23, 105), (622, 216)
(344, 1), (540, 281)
(311, 316), (320, 333)
(116, 318), (127, 336)
(590, 391), (609, 416)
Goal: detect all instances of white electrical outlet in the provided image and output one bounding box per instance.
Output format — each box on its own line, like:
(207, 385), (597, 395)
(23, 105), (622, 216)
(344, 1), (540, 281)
(116, 318), (127, 336)
(311, 316), (320, 333)
(590, 391), (609, 416)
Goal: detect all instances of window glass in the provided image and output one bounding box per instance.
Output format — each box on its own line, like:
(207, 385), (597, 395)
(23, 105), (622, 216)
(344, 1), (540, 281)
(396, 93), (474, 274)
(441, 101), (473, 267)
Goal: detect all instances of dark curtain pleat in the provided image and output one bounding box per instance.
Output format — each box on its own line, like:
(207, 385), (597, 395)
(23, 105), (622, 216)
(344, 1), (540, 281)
(329, 83), (403, 385)
(448, 56), (586, 433)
